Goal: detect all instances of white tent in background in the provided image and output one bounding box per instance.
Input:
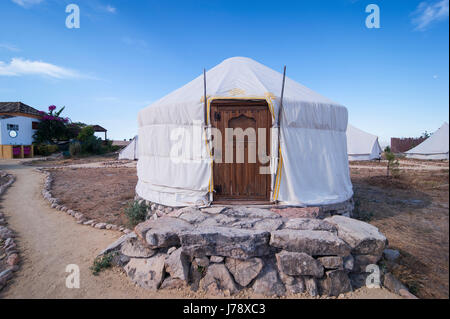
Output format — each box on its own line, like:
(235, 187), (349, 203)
(346, 124), (382, 161)
(405, 122), (449, 160)
(137, 57), (353, 207)
(119, 136), (139, 160)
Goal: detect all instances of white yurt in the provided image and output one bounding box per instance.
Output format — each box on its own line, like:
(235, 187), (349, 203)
(118, 136), (139, 160)
(405, 122), (449, 160)
(137, 57), (353, 207)
(346, 124), (382, 161)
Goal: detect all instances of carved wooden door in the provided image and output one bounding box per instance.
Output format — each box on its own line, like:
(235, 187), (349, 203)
(211, 100), (271, 201)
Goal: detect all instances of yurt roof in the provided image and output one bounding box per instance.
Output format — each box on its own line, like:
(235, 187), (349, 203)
(405, 122), (449, 155)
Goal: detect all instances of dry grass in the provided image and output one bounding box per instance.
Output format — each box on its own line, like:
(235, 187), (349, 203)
(50, 167), (137, 226)
(351, 164), (449, 298)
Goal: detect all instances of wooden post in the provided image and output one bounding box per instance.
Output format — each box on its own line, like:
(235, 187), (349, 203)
(203, 68), (207, 125)
(274, 66), (286, 203)
(20, 145), (24, 158)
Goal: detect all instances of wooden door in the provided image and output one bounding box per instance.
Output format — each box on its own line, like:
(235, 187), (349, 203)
(211, 100), (271, 202)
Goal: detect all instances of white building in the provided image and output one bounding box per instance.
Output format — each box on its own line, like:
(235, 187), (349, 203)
(0, 102), (41, 159)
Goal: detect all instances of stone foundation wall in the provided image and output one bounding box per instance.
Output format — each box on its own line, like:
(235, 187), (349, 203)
(102, 206), (387, 297)
(134, 196), (354, 220)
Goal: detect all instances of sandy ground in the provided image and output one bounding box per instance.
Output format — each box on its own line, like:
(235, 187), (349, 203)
(0, 159), (400, 299)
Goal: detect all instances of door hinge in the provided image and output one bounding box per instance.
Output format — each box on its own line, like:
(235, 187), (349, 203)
(214, 112), (221, 121)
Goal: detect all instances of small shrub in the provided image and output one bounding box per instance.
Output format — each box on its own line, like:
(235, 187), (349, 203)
(385, 151), (400, 177)
(124, 200), (148, 227)
(90, 252), (116, 276)
(69, 142), (82, 157)
(35, 144), (59, 156)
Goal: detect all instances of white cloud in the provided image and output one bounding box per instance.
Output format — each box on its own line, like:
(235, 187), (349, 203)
(105, 5), (116, 13)
(0, 43), (21, 52)
(412, 0), (449, 31)
(0, 57), (82, 79)
(11, 0), (44, 8)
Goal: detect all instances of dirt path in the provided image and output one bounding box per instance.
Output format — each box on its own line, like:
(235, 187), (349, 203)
(0, 160), (401, 299)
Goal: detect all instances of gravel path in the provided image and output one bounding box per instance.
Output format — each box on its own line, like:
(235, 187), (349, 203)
(0, 160), (401, 299)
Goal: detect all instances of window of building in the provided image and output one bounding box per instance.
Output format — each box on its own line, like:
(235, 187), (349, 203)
(32, 121), (39, 130)
(7, 124), (19, 131)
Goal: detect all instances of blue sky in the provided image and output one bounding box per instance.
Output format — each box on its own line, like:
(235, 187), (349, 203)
(0, 0), (448, 143)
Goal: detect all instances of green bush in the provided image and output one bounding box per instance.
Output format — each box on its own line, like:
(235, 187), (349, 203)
(76, 126), (106, 155)
(77, 125), (95, 142)
(124, 200), (148, 227)
(90, 252), (116, 276)
(69, 142), (82, 157)
(35, 144), (59, 156)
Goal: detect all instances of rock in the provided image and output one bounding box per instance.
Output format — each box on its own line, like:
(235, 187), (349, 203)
(134, 217), (193, 248)
(165, 248), (190, 281)
(353, 254), (382, 273)
(167, 247), (177, 255)
(210, 256), (224, 263)
(225, 257), (264, 287)
(201, 206), (227, 215)
(343, 255), (354, 272)
(253, 219), (284, 231)
(318, 256), (343, 270)
(200, 263), (239, 296)
(180, 226), (271, 259)
(252, 260), (286, 297)
(161, 277), (187, 290)
(383, 249), (400, 262)
(276, 251), (324, 277)
(94, 223), (107, 229)
(112, 254), (130, 267)
(0, 226), (14, 240)
(6, 253), (20, 266)
(304, 276), (319, 297)
(178, 208), (209, 224)
(271, 207), (320, 219)
(318, 270), (352, 296)
(325, 216), (387, 255)
(270, 229), (351, 257)
(74, 213), (84, 220)
(198, 214), (239, 227)
(120, 237), (155, 258)
(231, 218), (262, 229)
(284, 218), (336, 232)
(383, 273), (418, 298)
(83, 220), (95, 225)
(349, 272), (369, 289)
(98, 232), (136, 255)
(188, 260), (205, 292)
(124, 254), (166, 290)
(225, 207), (281, 219)
(279, 272), (305, 294)
(194, 257), (210, 268)
(0, 269), (13, 282)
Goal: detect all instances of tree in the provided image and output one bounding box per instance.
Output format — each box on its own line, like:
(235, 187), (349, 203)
(33, 105), (70, 143)
(421, 131), (431, 139)
(385, 151), (400, 177)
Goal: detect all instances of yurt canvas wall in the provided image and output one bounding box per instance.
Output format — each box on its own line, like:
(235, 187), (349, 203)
(346, 124), (382, 161)
(119, 135), (138, 160)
